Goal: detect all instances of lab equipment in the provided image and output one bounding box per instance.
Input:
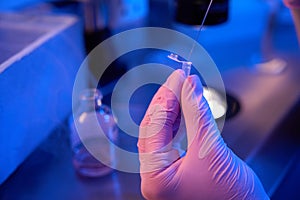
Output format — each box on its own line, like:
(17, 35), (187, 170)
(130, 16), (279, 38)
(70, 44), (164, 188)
(175, 0), (229, 25)
(203, 87), (227, 119)
(138, 70), (269, 200)
(69, 89), (118, 177)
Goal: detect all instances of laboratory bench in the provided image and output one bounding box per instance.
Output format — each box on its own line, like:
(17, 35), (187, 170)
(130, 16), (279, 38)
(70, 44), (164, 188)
(0, 51), (299, 199)
(1, 0), (300, 199)
(0, 122), (145, 200)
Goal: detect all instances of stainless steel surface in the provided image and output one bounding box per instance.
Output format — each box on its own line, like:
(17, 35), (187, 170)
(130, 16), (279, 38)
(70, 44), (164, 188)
(0, 124), (145, 200)
(221, 54), (300, 195)
(0, 53), (298, 199)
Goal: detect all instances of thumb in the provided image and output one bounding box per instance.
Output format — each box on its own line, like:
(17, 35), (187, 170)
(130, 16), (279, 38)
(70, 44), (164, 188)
(181, 75), (221, 159)
(181, 76), (269, 199)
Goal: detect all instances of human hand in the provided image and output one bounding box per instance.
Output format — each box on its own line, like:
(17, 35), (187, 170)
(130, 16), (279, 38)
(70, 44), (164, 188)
(138, 69), (269, 200)
(283, 0), (300, 44)
(283, 0), (300, 8)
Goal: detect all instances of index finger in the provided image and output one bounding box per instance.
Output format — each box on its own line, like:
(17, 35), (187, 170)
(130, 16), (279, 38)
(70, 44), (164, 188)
(138, 69), (185, 154)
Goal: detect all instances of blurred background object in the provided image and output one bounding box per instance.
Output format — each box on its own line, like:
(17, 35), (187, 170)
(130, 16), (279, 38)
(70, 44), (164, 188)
(0, 11), (86, 184)
(69, 88), (118, 177)
(175, 0), (229, 25)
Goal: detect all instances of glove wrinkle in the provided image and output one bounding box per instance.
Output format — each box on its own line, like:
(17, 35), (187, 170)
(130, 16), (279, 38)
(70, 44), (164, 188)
(198, 128), (220, 159)
(140, 149), (180, 173)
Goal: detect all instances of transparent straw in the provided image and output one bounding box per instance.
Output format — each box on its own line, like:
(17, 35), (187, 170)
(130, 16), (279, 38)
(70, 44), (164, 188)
(168, 53), (192, 77)
(181, 61), (192, 77)
(167, 0), (213, 76)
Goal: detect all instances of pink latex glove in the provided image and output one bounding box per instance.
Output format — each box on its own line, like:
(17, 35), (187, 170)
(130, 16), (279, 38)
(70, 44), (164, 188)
(283, 0), (300, 44)
(283, 0), (300, 9)
(138, 70), (269, 200)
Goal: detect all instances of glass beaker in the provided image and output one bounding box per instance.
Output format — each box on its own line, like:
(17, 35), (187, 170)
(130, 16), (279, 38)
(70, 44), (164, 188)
(69, 89), (118, 177)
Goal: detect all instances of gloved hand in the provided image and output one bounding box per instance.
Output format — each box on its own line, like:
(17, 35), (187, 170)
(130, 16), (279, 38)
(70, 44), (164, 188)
(283, 0), (300, 44)
(283, 0), (300, 8)
(138, 70), (269, 200)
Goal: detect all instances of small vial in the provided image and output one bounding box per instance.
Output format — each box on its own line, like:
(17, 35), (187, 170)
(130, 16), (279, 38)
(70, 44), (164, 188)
(69, 89), (118, 177)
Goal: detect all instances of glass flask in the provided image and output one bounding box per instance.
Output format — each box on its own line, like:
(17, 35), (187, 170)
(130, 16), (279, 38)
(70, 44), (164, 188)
(69, 89), (118, 177)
